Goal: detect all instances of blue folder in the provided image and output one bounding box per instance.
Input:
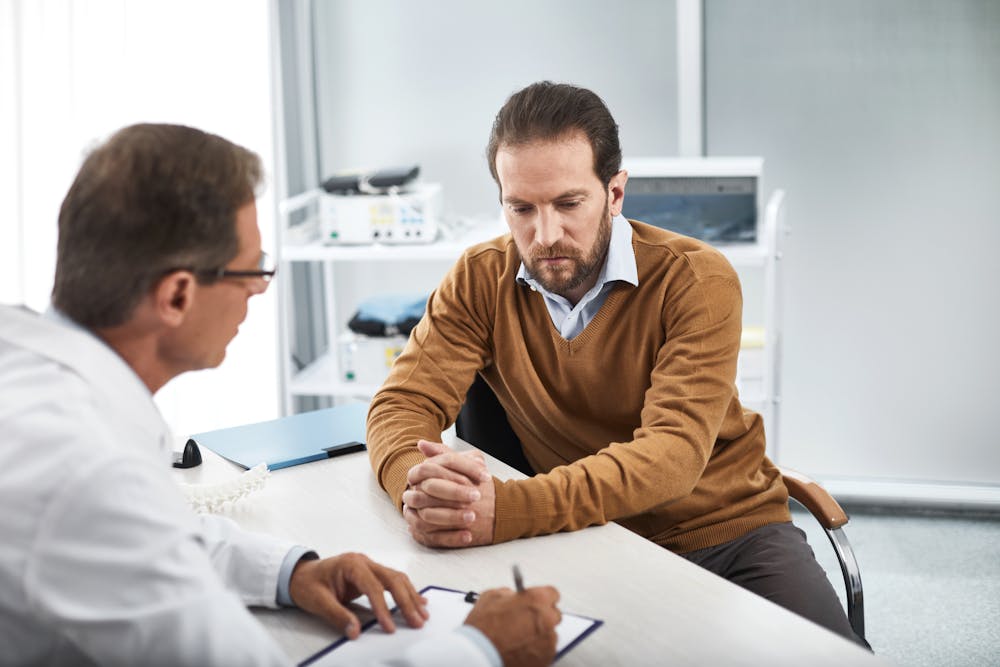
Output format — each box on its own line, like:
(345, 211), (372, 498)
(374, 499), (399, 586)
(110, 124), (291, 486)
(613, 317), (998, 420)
(188, 403), (368, 471)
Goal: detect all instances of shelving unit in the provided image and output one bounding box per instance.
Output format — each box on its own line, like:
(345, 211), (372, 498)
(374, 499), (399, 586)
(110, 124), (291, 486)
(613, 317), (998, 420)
(275, 187), (786, 457)
(275, 189), (505, 414)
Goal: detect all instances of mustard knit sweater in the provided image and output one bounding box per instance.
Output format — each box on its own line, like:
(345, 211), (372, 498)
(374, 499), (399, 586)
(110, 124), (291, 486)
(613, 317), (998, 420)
(367, 221), (790, 553)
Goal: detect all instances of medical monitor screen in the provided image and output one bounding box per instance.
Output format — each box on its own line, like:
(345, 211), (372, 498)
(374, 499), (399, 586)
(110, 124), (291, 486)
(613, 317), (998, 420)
(622, 176), (757, 244)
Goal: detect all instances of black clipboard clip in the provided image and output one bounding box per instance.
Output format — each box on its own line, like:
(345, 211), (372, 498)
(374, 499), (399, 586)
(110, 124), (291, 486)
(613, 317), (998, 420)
(323, 441), (366, 458)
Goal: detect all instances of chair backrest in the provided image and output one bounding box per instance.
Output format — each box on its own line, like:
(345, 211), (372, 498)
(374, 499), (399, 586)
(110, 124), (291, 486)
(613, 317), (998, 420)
(455, 373), (534, 476)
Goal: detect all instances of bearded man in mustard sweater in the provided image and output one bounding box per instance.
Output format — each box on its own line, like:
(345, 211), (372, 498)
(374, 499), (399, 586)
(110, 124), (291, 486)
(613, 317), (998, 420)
(367, 81), (859, 644)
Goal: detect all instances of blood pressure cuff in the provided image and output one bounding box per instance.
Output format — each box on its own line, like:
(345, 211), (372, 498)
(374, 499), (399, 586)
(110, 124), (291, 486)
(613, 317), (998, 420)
(348, 293), (428, 337)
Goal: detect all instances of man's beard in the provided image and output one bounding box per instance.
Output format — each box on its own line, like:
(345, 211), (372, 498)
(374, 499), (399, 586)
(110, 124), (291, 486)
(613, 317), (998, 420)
(520, 197), (612, 299)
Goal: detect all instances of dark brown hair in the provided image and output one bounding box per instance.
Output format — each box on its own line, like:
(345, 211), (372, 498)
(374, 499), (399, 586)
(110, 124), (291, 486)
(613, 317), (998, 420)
(486, 81), (622, 189)
(52, 123), (263, 328)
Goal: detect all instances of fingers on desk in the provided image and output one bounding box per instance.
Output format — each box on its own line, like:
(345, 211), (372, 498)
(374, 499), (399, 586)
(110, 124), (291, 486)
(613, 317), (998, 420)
(343, 557), (429, 635)
(404, 506), (475, 547)
(295, 554), (428, 637)
(291, 556), (369, 639)
(369, 562), (430, 630)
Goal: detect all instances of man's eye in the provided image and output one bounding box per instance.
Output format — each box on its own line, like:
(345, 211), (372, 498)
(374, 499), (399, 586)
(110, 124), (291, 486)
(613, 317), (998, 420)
(558, 200), (581, 209)
(511, 206), (532, 215)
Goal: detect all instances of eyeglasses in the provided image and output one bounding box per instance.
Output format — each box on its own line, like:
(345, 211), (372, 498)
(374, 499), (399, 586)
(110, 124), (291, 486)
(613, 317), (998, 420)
(189, 252), (278, 284)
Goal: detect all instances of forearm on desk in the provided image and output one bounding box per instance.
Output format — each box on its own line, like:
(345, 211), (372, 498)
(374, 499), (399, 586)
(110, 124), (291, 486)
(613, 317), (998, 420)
(367, 386), (473, 510)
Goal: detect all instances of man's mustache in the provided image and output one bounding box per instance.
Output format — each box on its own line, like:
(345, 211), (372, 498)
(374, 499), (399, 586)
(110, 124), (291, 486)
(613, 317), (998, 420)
(529, 245), (580, 261)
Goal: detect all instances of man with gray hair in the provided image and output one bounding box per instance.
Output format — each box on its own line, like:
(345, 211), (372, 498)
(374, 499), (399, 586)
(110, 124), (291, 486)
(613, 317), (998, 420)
(0, 123), (560, 666)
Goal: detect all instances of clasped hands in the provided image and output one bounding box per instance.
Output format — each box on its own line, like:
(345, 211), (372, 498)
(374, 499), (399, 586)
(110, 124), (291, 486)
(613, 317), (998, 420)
(402, 439), (497, 548)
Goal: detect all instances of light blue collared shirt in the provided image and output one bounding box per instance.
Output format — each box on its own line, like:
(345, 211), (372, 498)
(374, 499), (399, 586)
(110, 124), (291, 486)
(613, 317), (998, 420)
(516, 215), (638, 340)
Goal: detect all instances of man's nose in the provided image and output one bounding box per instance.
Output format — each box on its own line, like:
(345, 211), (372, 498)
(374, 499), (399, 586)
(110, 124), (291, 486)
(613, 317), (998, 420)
(534, 208), (564, 248)
(248, 276), (270, 296)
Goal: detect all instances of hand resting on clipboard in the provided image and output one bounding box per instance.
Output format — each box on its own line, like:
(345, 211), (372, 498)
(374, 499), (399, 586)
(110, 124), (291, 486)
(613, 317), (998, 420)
(301, 585), (601, 667)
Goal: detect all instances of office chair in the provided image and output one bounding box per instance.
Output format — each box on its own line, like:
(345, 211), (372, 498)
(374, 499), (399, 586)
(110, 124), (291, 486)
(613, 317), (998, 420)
(455, 374), (866, 643)
(779, 466), (865, 642)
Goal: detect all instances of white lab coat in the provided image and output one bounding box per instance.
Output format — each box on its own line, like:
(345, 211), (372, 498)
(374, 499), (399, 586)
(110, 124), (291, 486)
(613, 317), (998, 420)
(0, 305), (493, 667)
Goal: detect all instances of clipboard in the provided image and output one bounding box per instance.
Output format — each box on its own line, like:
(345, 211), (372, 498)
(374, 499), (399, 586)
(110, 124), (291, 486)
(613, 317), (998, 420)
(187, 403), (368, 471)
(300, 585), (602, 666)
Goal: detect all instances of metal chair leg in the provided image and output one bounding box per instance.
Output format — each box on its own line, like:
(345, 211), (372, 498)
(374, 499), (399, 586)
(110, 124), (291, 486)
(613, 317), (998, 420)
(825, 525), (865, 642)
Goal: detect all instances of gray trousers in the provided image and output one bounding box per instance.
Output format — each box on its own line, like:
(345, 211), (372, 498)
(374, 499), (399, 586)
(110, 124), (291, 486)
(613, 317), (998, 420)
(680, 522), (865, 646)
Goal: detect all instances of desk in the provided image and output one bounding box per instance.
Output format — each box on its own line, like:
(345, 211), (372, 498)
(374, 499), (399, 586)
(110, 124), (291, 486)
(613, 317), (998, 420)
(175, 440), (888, 666)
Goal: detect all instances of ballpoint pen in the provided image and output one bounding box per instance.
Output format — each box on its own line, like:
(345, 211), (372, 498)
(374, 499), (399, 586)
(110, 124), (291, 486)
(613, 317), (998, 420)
(512, 564), (525, 593)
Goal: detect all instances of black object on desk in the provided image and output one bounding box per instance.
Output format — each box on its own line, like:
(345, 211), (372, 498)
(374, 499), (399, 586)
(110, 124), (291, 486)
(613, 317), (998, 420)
(172, 439), (203, 469)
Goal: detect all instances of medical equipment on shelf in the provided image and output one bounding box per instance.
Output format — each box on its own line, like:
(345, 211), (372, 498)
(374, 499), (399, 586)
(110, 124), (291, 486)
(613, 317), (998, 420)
(318, 183), (442, 245)
(621, 157), (762, 245)
(337, 332), (409, 386)
(347, 293), (427, 337)
(321, 164), (420, 194)
(178, 462), (270, 514)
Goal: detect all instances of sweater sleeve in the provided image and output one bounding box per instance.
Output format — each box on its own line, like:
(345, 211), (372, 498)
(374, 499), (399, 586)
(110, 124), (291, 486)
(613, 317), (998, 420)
(367, 251), (496, 508)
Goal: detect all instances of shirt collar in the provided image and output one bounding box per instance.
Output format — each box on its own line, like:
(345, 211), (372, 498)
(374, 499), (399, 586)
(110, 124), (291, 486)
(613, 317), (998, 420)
(516, 214), (638, 291)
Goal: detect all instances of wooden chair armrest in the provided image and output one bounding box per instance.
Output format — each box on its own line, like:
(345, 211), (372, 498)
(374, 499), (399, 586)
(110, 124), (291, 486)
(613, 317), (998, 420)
(779, 466), (849, 530)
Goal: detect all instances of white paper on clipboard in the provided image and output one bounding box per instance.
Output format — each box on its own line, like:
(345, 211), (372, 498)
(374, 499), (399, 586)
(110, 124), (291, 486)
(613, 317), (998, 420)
(301, 585), (602, 666)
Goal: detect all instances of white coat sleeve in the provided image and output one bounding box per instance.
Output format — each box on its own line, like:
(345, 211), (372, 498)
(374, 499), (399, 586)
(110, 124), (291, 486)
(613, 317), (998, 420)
(196, 513), (296, 608)
(25, 454), (293, 667)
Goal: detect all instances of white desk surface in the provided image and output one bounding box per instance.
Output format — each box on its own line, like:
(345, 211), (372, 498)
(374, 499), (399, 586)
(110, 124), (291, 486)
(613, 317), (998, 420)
(175, 440), (889, 666)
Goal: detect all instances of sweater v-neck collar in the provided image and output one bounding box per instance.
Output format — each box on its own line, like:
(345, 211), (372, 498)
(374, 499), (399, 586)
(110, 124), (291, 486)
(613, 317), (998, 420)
(541, 283), (630, 352)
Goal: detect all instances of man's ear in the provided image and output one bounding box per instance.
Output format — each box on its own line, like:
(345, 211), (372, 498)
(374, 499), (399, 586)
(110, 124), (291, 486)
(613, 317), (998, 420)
(608, 169), (628, 217)
(152, 271), (197, 328)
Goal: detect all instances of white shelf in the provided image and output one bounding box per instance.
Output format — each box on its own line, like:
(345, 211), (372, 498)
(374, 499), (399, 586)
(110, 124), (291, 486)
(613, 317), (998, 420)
(282, 237), (475, 262)
(738, 393), (768, 408)
(294, 349), (768, 403)
(281, 233), (768, 266)
(280, 215), (507, 263)
(289, 351), (380, 398)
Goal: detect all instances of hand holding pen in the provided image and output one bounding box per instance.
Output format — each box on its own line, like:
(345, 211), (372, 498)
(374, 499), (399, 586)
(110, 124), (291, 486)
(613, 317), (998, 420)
(463, 566), (562, 667)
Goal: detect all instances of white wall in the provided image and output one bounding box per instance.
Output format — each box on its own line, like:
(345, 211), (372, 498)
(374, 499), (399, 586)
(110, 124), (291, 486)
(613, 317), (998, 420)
(312, 0), (679, 220)
(706, 0), (1000, 486)
(0, 1), (22, 304)
(2, 0), (281, 436)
